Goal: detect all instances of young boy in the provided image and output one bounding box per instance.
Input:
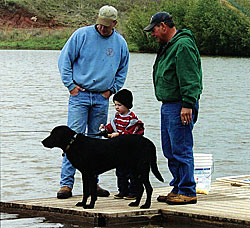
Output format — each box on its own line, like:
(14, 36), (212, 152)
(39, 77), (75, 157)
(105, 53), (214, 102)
(99, 89), (144, 199)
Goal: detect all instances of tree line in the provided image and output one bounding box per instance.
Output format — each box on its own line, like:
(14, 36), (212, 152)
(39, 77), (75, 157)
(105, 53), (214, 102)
(125, 0), (250, 56)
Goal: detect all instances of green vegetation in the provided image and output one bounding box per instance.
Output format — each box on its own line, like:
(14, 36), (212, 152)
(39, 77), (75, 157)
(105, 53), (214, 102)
(0, 0), (142, 49)
(0, 0), (249, 56)
(125, 0), (250, 56)
(1, 0), (143, 27)
(0, 28), (73, 49)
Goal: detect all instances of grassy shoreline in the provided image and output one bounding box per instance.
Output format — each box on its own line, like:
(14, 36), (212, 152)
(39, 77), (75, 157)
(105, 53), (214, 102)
(0, 27), (74, 50)
(1, 0), (249, 55)
(0, 27), (141, 52)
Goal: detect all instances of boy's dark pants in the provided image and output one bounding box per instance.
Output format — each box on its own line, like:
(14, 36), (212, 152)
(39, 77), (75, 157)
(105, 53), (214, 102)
(116, 167), (137, 196)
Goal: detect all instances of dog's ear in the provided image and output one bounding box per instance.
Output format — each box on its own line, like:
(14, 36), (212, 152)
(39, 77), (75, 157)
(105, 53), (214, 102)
(59, 126), (77, 140)
(53, 126), (76, 136)
(43, 125), (76, 150)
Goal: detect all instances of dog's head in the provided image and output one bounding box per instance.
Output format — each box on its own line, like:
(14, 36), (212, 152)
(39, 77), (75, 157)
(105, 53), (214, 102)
(42, 125), (76, 150)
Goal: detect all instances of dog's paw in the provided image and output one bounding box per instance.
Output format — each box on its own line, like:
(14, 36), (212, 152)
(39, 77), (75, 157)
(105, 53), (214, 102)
(84, 204), (94, 209)
(75, 202), (85, 207)
(128, 201), (139, 207)
(140, 203), (151, 209)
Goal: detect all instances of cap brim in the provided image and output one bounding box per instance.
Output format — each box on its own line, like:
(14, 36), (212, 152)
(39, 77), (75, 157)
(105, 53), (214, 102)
(144, 22), (157, 32)
(96, 17), (113, 26)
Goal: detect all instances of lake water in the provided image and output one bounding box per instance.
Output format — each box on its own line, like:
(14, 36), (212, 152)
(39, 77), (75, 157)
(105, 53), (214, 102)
(0, 50), (250, 227)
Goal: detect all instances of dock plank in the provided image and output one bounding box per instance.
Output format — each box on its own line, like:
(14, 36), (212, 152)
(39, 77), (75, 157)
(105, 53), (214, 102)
(1, 181), (250, 227)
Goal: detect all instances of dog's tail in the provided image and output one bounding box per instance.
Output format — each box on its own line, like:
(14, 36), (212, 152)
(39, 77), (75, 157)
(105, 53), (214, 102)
(149, 141), (164, 182)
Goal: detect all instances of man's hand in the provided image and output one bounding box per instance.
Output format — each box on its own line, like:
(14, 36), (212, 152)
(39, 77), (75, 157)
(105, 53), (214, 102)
(101, 90), (112, 99)
(70, 85), (85, 96)
(181, 107), (192, 125)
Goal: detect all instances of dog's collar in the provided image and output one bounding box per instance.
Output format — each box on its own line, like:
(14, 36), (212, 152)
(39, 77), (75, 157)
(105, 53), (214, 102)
(64, 133), (78, 152)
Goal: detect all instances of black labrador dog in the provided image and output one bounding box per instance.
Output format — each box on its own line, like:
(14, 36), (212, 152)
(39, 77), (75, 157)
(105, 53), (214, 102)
(42, 125), (164, 209)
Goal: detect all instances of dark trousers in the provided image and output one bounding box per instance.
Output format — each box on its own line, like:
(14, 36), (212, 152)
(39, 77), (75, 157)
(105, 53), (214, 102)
(116, 167), (137, 195)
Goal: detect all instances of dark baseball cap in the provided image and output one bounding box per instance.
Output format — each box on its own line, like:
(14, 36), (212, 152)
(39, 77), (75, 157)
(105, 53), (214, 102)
(144, 12), (173, 32)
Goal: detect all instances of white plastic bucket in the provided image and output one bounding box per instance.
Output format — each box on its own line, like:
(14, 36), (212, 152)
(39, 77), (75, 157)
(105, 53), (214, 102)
(194, 153), (213, 192)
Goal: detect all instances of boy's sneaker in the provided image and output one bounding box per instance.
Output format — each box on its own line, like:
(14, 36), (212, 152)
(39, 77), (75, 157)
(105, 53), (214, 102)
(97, 184), (110, 197)
(123, 194), (136, 200)
(114, 193), (127, 199)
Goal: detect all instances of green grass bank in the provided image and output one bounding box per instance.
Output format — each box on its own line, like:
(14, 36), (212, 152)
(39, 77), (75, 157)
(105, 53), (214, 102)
(0, 0), (249, 56)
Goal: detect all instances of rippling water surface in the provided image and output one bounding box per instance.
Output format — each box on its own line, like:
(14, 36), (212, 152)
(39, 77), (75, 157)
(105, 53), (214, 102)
(0, 50), (249, 227)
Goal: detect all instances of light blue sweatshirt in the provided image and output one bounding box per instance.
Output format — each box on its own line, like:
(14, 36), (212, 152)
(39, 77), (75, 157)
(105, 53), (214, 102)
(58, 25), (129, 93)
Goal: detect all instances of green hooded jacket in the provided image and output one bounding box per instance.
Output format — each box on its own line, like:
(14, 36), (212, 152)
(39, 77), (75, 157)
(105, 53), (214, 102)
(153, 29), (203, 108)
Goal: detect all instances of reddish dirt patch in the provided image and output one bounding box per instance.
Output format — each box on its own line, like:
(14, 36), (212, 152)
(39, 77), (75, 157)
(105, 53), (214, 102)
(0, 4), (58, 29)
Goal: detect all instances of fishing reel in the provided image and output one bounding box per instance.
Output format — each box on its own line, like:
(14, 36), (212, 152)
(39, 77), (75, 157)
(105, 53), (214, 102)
(97, 128), (108, 138)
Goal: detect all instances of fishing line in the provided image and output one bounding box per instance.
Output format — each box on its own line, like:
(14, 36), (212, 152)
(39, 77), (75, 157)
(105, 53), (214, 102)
(0, 129), (107, 137)
(0, 130), (50, 134)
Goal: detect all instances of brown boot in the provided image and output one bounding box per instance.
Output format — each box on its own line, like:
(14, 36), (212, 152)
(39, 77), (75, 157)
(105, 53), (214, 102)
(157, 192), (178, 202)
(97, 184), (110, 197)
(166, 194), (197, 205)
(57, 186), (72, 199)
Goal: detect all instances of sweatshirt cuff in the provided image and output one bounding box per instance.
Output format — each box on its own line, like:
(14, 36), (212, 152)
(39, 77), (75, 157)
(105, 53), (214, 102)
(182, 101), (194, 109)
(68, 83), (76, 92)
(109, 88), (116, 95)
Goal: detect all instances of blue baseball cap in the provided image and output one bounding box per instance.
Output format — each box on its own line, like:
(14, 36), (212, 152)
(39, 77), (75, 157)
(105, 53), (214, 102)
(144, 12), (174, 31)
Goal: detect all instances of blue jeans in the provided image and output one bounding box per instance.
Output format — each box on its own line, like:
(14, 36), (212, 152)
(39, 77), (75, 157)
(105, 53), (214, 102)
(60, 90), (109, 188)
(161, 101), (199, 197)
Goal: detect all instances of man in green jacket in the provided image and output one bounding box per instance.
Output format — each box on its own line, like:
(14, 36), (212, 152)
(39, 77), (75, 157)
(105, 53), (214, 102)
(144, 12), (203, 205)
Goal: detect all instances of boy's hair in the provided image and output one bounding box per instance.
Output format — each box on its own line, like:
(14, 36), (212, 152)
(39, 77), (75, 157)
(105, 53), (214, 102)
(113, 89), (133, 109)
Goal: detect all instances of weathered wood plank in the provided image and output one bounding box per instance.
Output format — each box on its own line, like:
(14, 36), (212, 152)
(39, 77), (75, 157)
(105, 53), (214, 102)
(1, 181), (250, 227)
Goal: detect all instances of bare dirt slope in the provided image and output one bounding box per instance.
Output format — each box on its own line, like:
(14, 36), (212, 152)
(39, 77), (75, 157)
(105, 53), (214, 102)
(0, 4), (58, 29)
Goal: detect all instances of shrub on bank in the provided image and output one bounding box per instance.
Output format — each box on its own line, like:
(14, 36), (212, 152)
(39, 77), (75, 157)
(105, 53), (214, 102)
(125, 0), (250, 56)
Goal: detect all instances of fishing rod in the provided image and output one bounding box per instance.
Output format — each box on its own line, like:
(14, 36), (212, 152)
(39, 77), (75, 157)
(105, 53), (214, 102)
(0, 128), (108, 137)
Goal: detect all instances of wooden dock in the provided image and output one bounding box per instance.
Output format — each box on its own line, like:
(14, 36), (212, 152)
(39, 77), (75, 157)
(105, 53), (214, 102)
(1, 181), (250, 227)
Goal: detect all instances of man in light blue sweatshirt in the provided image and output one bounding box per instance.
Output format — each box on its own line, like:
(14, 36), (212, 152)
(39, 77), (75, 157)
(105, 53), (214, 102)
(57, 5), (129, 199)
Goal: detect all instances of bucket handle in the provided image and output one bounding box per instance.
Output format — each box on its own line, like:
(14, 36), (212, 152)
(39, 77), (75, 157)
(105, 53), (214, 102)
(199, 161), (214, 178)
